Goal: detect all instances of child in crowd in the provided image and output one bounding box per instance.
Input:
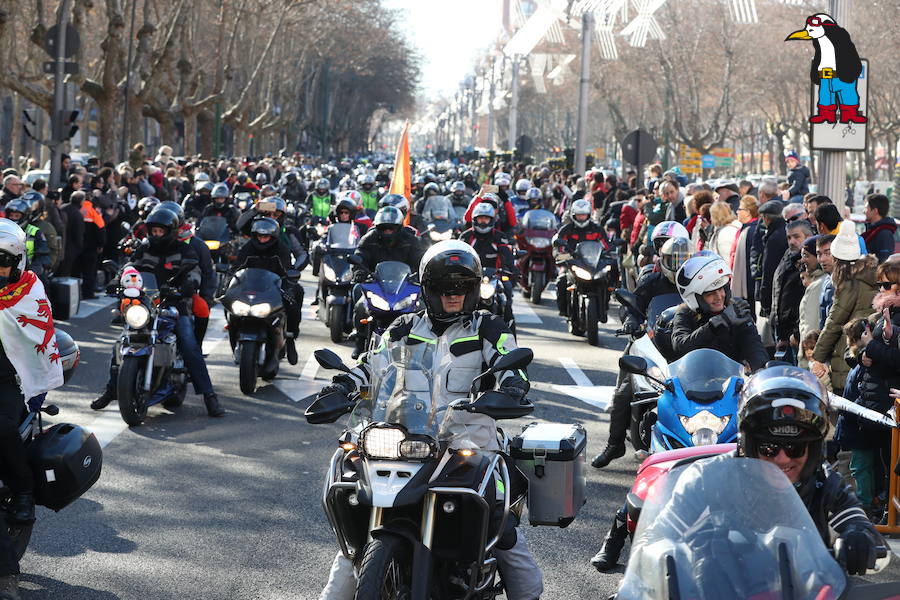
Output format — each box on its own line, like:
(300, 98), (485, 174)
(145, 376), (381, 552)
(802, 330), (831, 390)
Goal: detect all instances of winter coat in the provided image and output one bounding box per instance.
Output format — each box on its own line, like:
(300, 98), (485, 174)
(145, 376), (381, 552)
(862, 217), (897, 264)
(812, 264), (877, 392)
(787, 165), (811, 198)
(709, 221), (741, 265)
(770, 249), (805, 343)
(798, 268), (827, 346)
(835, 364), (888, 451)
(858, 303), (900, 417)
(757, 218), (788, 315)
(731, 219), (758, 302)
(670, 298), (769, 372)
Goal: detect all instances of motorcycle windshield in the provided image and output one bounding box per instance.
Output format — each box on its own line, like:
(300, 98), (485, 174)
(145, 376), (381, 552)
(575, 240), (605, 268)
(138, 272), (160, 298)
(227, 268), (284, 306)
(618, 458), (847, 600)
(374, 261), (412, 296)
(197, 216), (229, 241)
(326, 223), (360, 249)
(646, 293), (682, 329)
(669, 349), (743, 397)
(423, 196), (454, 222)
(521, 209), (556, 230)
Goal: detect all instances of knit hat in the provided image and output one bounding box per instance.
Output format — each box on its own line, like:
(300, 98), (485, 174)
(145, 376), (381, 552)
(831, 220), (861, 261)
(759, 199), (785, 216)
(802, 235), (819, 256)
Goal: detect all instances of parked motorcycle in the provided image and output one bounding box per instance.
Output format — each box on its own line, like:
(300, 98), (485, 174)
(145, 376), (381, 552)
(559, 240), (618, 346)
(221, 260), (292, 394)
(316, 223), (361, 343)
(115, 270), (192, 425)
(515, 209), (557, 305)
(617, 457), (894, 599)
(618, 348), (743, 453)
(349, 257), (420, 353)
(304, 345), (536, 599)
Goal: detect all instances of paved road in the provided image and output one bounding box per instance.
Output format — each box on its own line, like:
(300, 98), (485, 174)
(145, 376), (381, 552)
(20, 272), (900, 598)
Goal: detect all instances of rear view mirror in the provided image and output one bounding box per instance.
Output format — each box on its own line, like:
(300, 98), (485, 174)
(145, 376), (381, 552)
(490, 347), (533, 374)
(314, 348), (352, 373)
(467, 390), (534, 420)
(619, 355), (648, 376)
(614, 288), (643, 318)
(304, 391), (354, 424)
(346, 254), (363, 267)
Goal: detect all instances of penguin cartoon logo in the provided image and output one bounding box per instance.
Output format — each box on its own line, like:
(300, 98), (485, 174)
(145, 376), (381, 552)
(785, 14), (866, 125)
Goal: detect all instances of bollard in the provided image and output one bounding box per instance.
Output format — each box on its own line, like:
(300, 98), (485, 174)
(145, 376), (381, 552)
(875, 397), (900, 536)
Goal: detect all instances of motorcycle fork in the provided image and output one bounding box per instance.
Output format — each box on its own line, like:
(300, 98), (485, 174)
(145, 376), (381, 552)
(143, 315), (160, 391)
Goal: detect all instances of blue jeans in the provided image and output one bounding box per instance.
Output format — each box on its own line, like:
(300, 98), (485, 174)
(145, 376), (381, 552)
(175, 315), (214, 396)
(818, 77), (859, 106)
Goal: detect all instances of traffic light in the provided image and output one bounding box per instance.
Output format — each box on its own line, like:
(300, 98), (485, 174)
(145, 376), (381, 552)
(56, 109), (79, 140)
(22, 109), (38, 141)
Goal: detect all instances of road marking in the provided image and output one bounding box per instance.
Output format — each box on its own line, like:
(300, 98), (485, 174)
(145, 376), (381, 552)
(552, 357), (615, 411)
(301, 353), (319, 381)
(512, 296), (542, 324)
(64, 296), (116, 320)
(202, 306), (228, 355)
(84, 410), (129, 448)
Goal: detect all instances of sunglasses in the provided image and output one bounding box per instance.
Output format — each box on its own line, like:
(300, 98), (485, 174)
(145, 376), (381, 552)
(786, 214), (804, 223)
(806, 16), (834, 27)
(757, 440), (808, 459)
(875, 281), (895, 291)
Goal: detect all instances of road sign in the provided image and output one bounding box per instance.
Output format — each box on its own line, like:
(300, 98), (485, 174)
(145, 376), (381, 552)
(591, 147), (606, 159)
(621, 129), (658, 166)
(701, 155), (716, 169)
(811, 58), (869, 152)
(42, 61), (79, 75)
(43, 24), (80, 59)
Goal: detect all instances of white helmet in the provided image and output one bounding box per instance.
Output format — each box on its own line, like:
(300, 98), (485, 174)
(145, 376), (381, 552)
(471, 202), (496, 234)
(650, 221), (690, 253)
(676, 253), (732, 313)
(514, 178), (531, 194)
(494, 172), (511, 187)
(0, 218), (27, 281)
(570, 199), (592, 228)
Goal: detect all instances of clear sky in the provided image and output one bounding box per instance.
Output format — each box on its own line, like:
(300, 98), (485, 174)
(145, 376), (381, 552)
(382, 0), (501, 100)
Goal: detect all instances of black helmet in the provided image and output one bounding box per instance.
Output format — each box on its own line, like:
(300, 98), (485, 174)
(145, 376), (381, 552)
(334, 198), (357, 220)
(374, 206), (404, 243)
(738, 366), (830, 485)
(419, 240), (482, 323)
(249, 217), (280, 253)
(211, 183), (229, 199)
(285, 171), (298, 184)
(137, 196), (160, 220)
(156, 201), (184, 226)
(144, 207), (180, 251)
(4, 198), (31, 225)
(21, 190), (45, 222)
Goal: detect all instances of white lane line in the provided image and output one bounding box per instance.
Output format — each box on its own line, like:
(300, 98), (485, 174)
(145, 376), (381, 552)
(301, 353), (319, 381)
(559, 357), (592, 387)
(85, 410), (129, 448)
(67, 296), (116, 320)
(512, 296), (542, 324)
(202, 306), (228, 355)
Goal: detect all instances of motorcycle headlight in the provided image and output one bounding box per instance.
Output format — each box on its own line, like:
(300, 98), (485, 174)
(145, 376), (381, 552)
(124, 304), (150, 329)
(205, 240), (221, 250)
(360, 426), (404, 459)
(679, 411), (730, 437)
(231, 300), (251, 316)
(528, 237), (551, 249)
(322, 263), (337, 282)
(691, 428), (719, 447)
(572, 265), (592, 280)
(366, 292), (391, 311)
(394, 293), (418, 310)
(250, 303), (271, 317)
(429, 229), (452, 241)
(480, 281), (496, 299)
(399, 439), (435, 460)
(337, 269), (353, 283)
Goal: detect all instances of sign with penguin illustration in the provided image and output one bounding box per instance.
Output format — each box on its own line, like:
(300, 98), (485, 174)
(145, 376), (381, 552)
(786, 13), (868, 151)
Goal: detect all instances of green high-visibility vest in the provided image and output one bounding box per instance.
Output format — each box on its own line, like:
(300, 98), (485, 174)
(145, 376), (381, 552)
(311, 194), (332, 218)
(24, 224), (39, 260)
(360, 190), (379, 211)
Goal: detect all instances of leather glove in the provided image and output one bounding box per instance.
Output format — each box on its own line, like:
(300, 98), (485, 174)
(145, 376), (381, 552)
(731, 299), (752, 322)
(622, 320), (642, 335)
(835, 529), (877, 575)
(27, 393), (46, 413)
(319, 375), (356, 399)
(710, 304), (744, 331)
(499, 380), (529, 403)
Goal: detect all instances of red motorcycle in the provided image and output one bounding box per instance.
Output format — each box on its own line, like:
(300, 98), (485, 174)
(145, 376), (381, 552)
(515, 208), (558, 304)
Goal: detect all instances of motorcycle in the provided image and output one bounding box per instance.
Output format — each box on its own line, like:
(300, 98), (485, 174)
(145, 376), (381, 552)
(618, 348), (743, 453)
(478, 267), (515, 335)
(515, 209), (557, 305)
(614, 289), (682, 451)
(304, 345), (535, 599)
(115, 269), (191, 425)
(316, 223), (361, 343)
(617, 457), (894, 599)
(348, 257), (420, 353)
(422, 195), (460, 246)
(221, 259), (293, 394)
(196, 215), (235, 296)
(559, 240), (618, 346)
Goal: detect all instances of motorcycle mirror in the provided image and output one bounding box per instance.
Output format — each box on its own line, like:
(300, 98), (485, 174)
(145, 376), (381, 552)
(346, 254), (363, 267)
(304, 391), (354, 424)
(619, 355), (648, 375)
(467, 390), (534, 420)
(314, 348), (352, 373)
(614, 288), (644, 318)
(490, 347), (533, 374)
(41, 404), (59, 416)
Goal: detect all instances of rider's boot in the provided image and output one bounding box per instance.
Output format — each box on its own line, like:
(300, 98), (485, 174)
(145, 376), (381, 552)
(194, 316), (209, 346)
(91, 387), (116, 410)
(591, 510), (628, 572)
(351, 333), (365, 360)
(0, 575), (20, 600)
(203, 393), (226, 417)
(592, 374), (631, 468)
(285, 334), (298, 365)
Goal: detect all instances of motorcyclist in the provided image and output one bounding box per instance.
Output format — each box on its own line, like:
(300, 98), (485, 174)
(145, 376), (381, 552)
(232, 172), (259, 197)
(167, 201), (217, 344)
(21, 191), (60, 273)
(329, 194), (368, 235)
(3, 199), (50, 280)
(448, 180), (470, 210)
(552, 198), (607, 316)
(309, 197), (365, 286)
(512, 178), (531, 210)
(413, 182), (441, 216)
(349, 206), (424, 358)
(91, 207), (224, 417)
(281, 171), (307, 205)
(671, 252), (768, 370)
(379, 193), (423, 235)
(591, 236), (692, 470)
(0, 220), (64, 600)
(231, 217), (304, 365)
(357, 174), (379, 218)
(199, 183), (240, 233)
(182, 180), (213, 220)
(309, 178), (334, 222)
(524, 187), (544, 211)
(317, 240), (543, 600)
(459, 203), (518, 324)
(461, 169), (479, 193)
(464, 192), (517, 235)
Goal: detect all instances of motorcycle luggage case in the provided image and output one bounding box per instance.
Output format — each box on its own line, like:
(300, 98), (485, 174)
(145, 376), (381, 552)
(28, 423), (102, 511)
(509, 422), (586, 527)
(48, 277), (81, 320)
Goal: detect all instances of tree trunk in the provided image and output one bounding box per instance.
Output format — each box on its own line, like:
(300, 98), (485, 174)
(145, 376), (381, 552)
(11, 93), (23, 170)
(197, 109), (214, 157)
(126, 95), (144, 155)
(97, 94), (119, 164)
(183, 109), (198, 157)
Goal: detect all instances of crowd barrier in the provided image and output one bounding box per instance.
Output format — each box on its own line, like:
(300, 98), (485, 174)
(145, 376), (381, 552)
(875, 397), (899, 536)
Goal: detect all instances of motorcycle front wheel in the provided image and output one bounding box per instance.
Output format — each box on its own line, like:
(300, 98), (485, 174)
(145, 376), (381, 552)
(239, 341), (258, 395)
(1, 496), (33, 561)
(328, 305), (345, 343)
(356, 536), (413, 600)
(586, 296), (600, 346)
(530, 270), (544, 305)
(118, 356), (150, 426)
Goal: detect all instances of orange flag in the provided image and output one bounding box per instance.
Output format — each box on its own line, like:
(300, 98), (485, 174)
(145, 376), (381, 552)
(388, 121), (412, 225)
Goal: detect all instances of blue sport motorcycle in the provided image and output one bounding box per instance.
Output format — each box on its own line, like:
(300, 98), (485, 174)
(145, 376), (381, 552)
(619, 348), (743, 452)
(349, 258), (420, 353)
